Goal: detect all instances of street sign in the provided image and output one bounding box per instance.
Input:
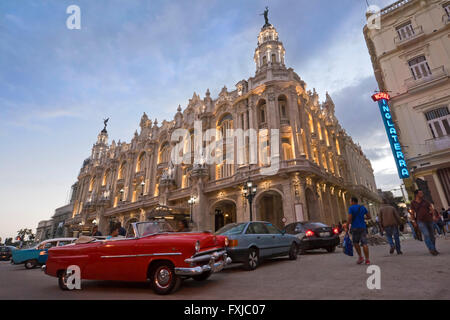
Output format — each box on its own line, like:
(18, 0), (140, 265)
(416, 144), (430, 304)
(372, 92), (410, 179)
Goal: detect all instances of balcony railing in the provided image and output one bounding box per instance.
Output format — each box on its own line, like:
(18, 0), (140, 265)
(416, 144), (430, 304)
(405, 66), (449, 92)
(394, 25), (424, 46)
(380, 0), (412, 16)
(424, 135), (450, 154)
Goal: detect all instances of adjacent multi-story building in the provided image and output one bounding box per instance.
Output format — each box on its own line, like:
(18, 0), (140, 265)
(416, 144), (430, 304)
(65, 14), (380, 236)
(364, 0), (450, 208)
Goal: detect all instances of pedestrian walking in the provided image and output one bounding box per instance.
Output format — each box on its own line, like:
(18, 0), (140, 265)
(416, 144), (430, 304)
(347, 197), (371, 265)
(379, 198), (403, 255)
(410, 190), (439, 256)
(443, 208), (450, 233)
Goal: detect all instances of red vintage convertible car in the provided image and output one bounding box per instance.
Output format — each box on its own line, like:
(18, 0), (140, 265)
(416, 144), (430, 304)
(43, 221), (232, 294)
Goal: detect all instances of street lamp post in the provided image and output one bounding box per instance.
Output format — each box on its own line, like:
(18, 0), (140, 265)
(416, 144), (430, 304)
(119, 188), (124, 202)
(188, 196), (196, 224)
(140, 181), (145, 196)
(243, 180), (257, 221)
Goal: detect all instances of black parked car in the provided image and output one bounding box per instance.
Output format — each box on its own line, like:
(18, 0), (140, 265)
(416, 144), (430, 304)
(284, 221), (340, 254)
(0, 246), (16, 261)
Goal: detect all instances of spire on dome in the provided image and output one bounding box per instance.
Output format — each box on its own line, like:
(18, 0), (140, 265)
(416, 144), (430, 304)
(254, 9), (286, 74)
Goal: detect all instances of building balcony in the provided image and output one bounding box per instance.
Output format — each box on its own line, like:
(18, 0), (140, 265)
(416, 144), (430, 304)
(424, 135), (450, 154)
(405, 66), (449, 93)
(394, 26), (425, 48)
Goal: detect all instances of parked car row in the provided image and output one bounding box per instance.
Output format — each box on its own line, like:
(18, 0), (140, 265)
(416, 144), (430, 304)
(0, 245), (16, 261)
(6, 220), (340, 295)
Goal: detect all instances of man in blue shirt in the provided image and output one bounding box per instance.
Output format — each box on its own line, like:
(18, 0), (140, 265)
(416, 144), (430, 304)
(348, 197), (372, 265)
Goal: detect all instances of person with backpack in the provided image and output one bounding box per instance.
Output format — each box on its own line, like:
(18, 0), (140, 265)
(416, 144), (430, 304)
(348, 197), (372, 265)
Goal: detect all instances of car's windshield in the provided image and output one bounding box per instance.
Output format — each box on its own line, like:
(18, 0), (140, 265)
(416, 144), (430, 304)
(135, 221), (174, 237)
(215, 223), (246, 235)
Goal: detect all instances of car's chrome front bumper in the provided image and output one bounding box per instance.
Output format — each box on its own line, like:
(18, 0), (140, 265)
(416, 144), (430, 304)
(41, 265), (46, 272)
(175, 250), (232, 276)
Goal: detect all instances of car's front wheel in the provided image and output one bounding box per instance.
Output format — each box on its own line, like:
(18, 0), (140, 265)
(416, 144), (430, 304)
(149, 262), (180, 295)
(243, 248), (259, 271)
(192, 271), (212, 282)
(288, 243), (298, 260)
(25, 259), (37, 269)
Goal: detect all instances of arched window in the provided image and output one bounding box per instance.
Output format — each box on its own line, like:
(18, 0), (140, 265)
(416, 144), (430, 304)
(271, 53), (276, 63)
(159, 142), (170, 164)
(102, 169), (110, 186)
(257, 100), (267, 124)
(118, 162), (126, 180)
(317, 122), (323, 140)
(325, 129), (330, 146)
(281, 138), (293, 160)
(136, 152), (145, 173)
(88, 177), (96, 192)
(321, 153), (328, 171)
(217, 113), (234, 179)
(336, 138), (341, 155)
(278, 95), (288, 120)
(308, 113), (314, 133)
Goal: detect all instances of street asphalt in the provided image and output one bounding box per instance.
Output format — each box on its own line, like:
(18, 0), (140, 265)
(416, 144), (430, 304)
(1, 236), (449, 300)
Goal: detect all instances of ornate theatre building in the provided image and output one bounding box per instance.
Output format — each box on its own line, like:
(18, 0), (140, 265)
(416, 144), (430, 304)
(65, 16), (380, 236)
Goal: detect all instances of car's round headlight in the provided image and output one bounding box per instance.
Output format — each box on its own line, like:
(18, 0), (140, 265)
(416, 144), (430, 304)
(195, 240), (200, 253)
(224, 237), (229, 247)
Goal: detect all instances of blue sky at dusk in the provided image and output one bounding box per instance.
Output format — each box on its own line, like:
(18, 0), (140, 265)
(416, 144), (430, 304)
(0, 0), (398, 240)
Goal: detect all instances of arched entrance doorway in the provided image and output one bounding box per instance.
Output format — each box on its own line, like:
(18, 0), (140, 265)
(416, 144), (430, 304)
(256, 191), (284, 228)
(306, 188), (320, 222)
(212, 200), (237, 231)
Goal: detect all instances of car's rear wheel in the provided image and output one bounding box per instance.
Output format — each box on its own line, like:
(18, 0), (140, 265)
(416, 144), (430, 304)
(149, 262), (179, 295)
(25, 259), (37, 269)
(58, 271), (70, 290)
(192, 271), (212, 282)
(326, 246), (336, 253)
(288, 243), (298, 260)
(243, 248), (259, 271)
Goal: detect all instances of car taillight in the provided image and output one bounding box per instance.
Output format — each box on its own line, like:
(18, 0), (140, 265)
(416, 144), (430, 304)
(228, 239), (238, 247)
(305, 230), (314, 237)
(333, 228), (339, 234)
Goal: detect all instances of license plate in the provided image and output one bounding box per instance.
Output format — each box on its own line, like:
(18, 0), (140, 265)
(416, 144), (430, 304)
(320, 232), (330, 237)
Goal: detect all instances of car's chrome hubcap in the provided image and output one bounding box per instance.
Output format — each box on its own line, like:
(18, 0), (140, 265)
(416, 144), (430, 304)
(156, 267), (171, 288)
(249, 252), (258, 267)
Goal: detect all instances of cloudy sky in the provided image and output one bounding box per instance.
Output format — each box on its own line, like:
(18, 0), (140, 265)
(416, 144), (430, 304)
(0, 0), (401, 240)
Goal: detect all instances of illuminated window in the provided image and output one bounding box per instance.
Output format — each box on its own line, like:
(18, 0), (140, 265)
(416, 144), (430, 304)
(325, 129), (330, 146)
(118, 162), (126, 180)
(336, 138), (341, 155)
(271, 53), (276, 63)
(282, 138), (293, 160)
(321, 153), (328, 170)
(262, 56), (267, 65)
(317, 122), (323, 140)
(102, 169), (109, 186)
(308, 113), (314, 133)
(88, 177), (96, 192)
(136, 152), (145, 172)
